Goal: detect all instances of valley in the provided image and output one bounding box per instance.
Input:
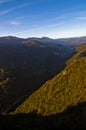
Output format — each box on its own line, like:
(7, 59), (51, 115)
(1, 0), (86, 129)
(0, 36), (75, 113)
(0, 37), (86, 129)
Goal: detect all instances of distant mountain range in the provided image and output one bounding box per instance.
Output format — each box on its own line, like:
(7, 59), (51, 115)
(0, 35), (74, 113)
(0, 36), (86, 129)
(1, 35), (86, 46)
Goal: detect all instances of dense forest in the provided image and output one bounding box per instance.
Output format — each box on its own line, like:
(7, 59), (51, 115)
(13, 44), (86, 116)
(0, 40), (86, 129)
(0, 36), (74, 113)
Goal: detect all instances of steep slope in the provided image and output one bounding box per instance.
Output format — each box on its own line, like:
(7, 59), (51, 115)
(14, 44), (86, 116)
(0, 37), (74, 112)
(1, 101), (86, 129)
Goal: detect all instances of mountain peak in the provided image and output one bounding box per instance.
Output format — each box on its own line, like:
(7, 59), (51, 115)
(29, 40), (39, 44)
(41, 36), (51, 39)
(0, 36), (18, 39)
(24, 40), (40, 45)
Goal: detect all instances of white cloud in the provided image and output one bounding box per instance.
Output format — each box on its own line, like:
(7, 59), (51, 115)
(0, 2), (30, 16)
(12, 21), (64, 36)
(10, 20), (20, 25)
(0, 10), (10, 15)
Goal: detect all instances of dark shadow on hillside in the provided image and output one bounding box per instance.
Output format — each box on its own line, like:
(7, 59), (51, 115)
(0, 102), (86, 130)
(79, 52), (86, 58)
(0, 42), (75, 113)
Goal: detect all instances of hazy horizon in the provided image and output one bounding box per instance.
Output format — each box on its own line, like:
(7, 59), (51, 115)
(1, 35), (86, 39)
(0, 0), (86, 38)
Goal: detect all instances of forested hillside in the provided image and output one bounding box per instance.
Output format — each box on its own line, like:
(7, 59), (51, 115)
(0, 37), (74, 112)
(7, 43), (86, 129)
(14, 44), (86, 115)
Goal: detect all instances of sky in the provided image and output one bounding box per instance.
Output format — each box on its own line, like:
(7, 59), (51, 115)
(0, 0), (86, 38)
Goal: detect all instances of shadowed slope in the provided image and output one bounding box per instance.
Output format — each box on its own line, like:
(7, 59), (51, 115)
(0, 37), (74, 112)
(0, 102), (86, 129)
(14, 44), (86, 116)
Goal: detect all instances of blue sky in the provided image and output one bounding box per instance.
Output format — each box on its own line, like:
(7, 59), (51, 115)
(0, 0), (86, 38)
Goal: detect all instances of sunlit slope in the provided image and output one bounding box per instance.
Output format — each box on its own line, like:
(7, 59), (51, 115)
(14, 44), (86, 116)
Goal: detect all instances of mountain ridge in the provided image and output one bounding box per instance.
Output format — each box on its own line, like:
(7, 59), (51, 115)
(0, 36), (74, 112)
(0, 38), (86, 130)
(1, 35), (86, 46)
(13, 43), (86, 116)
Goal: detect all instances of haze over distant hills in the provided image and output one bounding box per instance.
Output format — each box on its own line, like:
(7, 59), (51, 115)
(1, 0), (86, 129)
(0, 35), (75, 113)
(1, 35), (86, 45)
(0, 35), (86, 129)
